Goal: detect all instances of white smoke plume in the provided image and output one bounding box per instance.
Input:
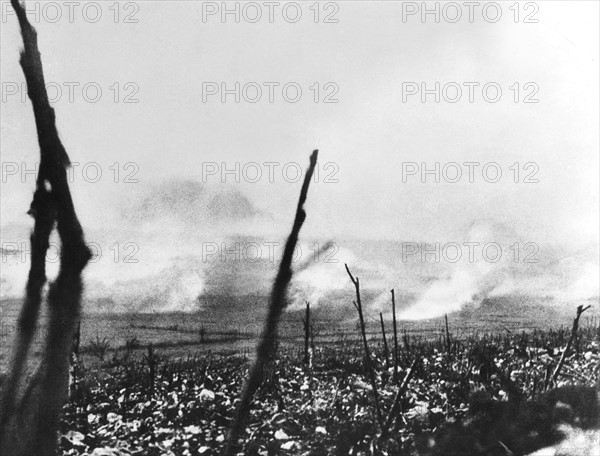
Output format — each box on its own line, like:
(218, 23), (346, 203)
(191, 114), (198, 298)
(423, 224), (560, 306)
(287, 245), (354, 311)
(397, 220), (538, 320)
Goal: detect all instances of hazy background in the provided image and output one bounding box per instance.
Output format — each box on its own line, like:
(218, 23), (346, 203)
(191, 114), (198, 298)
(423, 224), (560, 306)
(1, 1), (598, 318)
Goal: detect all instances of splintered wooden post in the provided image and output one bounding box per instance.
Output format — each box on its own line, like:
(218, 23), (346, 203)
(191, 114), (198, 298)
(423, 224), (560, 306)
(445, 313), (452, 355)
(391, 289), (399, 380)
(380, 312), (390, 370)
(304, 301), (311, 366)
(147, 344), (155, 394)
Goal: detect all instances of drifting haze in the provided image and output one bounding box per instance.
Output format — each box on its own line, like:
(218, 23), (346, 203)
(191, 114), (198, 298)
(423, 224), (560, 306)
(1, 2), (598, 317)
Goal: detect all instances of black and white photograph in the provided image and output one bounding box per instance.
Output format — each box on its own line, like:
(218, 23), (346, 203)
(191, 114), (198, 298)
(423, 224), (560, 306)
(0, 1), (599, 455)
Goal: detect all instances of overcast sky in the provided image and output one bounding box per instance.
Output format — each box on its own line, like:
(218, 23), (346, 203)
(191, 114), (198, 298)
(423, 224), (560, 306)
(1, 1), (598, 246)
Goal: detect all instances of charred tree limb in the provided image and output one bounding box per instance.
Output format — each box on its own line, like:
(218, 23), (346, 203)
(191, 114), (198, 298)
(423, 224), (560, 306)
(0, 2), (91, 455)
(345, 264), (384, 428)
(225, 150), (318, 455)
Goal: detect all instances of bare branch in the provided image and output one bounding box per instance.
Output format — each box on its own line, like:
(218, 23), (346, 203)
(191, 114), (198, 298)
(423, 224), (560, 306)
(345, 263), (357, 284)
